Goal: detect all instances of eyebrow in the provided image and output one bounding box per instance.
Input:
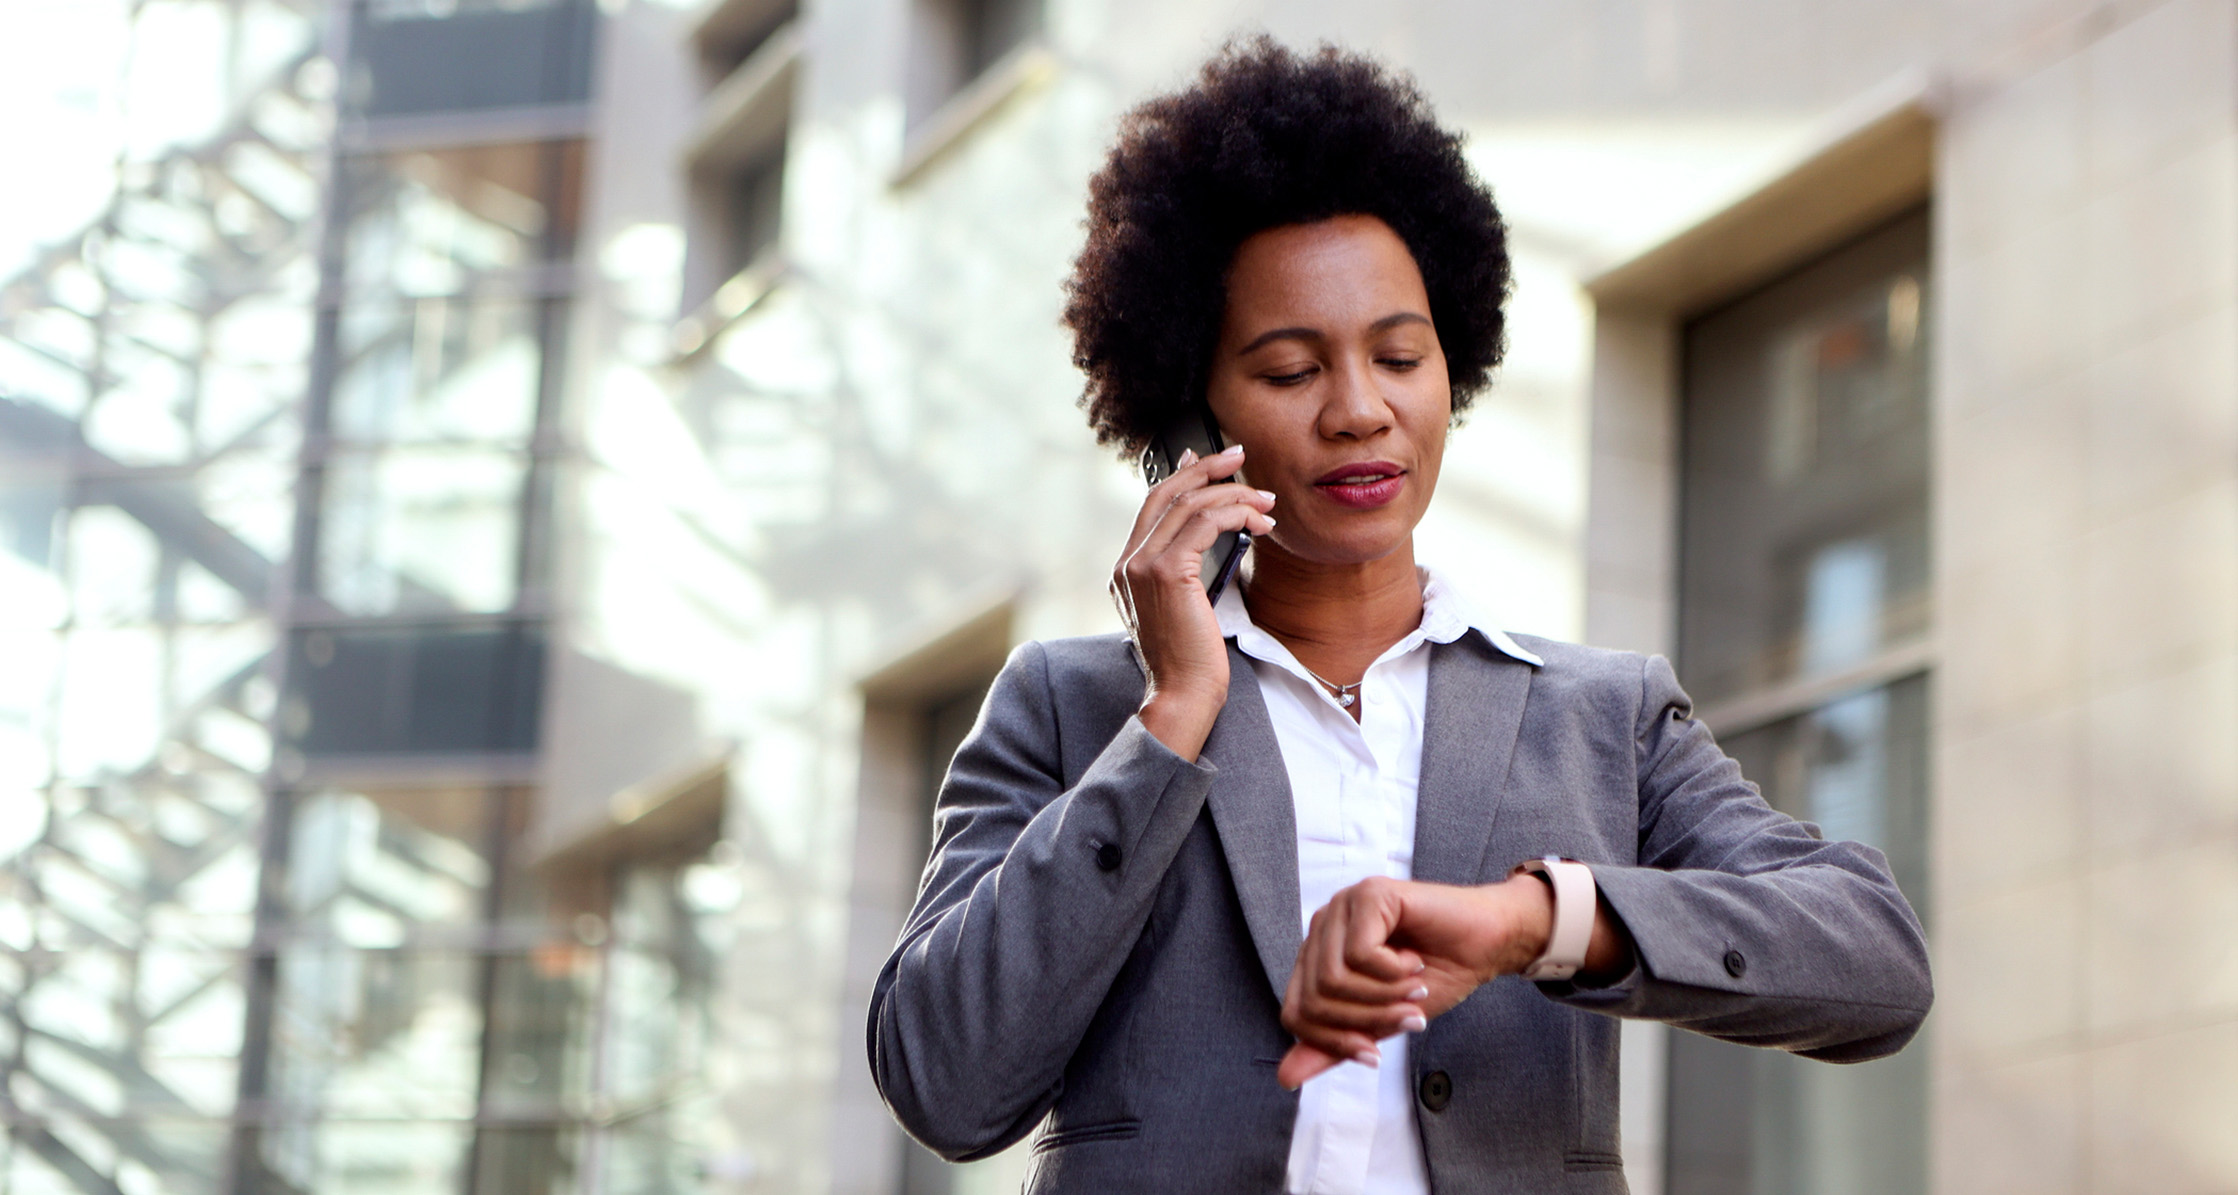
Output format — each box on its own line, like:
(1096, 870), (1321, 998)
(1235, 311), (1432, 355)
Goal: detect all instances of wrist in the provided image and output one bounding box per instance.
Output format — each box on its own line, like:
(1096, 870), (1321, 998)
(1472, 877), (1554, 980)
(1137, 686), (1224, 761)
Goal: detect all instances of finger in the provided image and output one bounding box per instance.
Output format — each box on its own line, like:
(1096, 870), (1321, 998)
(1137, 499), (1276, 582)
(1127, 444), (1244, 548)
(1278, 1042), (1345, 1091)
(1339, 890), (1417, 984)
(1282, 1015), (1383, 1069)
(1305, 964), (1430, 1008)
(1135, 481), (1277, 562)
(1291, 995), (1427, 1038)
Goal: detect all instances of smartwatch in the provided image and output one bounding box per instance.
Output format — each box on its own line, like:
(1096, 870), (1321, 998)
(1511, 856), (1595, 982)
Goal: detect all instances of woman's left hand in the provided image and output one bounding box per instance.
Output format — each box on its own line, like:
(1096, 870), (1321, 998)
(1277, 876), (1554, 1089)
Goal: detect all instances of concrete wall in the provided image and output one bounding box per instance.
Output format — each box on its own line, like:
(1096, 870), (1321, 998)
(1932, 0), (2238, 1188)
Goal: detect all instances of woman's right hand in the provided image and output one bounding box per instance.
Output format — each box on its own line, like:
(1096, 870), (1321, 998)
(1111, 444), (1276, 761)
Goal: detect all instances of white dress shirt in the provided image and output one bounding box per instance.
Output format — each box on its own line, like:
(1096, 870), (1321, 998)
(1213, 568), (1544, 1195)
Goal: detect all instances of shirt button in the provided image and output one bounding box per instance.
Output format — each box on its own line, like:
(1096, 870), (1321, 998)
(1723, 949), (1747, 978)
(1418, 1070), (1452, 1113)
(1095, 842), (1123, 872)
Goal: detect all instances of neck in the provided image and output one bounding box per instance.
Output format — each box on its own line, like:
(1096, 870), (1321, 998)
(1241, 538), (1425, 684)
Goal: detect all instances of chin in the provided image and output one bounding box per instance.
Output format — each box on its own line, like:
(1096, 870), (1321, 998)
(1266, 527), (1413, 567)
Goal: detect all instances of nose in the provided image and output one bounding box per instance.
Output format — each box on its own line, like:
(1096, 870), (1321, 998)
(1317, 351), (1396, 441)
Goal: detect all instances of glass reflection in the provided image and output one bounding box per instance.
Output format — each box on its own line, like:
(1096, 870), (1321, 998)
(1668, 676), (1931, 1195)
(1678, 212), (1931, 705)
(318, 448), (527, 615)
(334, 295), (547, 445)
(341, 141), (585, 297)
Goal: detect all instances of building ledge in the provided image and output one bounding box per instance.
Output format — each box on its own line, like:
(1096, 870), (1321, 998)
(685, 17), (803, 174)
(1586, 71), (1941, 316)
(670, 248), (789, 361)
(891, 41), (1059, 189)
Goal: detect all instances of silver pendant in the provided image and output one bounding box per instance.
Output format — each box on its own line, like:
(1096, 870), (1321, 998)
(1337, 692), (1356, 707)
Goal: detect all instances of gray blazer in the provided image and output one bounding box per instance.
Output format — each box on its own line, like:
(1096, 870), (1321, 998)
(868, 630), (1931, 1193)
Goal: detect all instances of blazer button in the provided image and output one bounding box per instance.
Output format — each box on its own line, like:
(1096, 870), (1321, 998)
(1417, 1070), (1452, 1113)
(1723, 949), (1747, 978)
(1094, 842), (1123, 872)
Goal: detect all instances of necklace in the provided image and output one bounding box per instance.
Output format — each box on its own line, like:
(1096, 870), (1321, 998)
(1298, 663), (1362, 708)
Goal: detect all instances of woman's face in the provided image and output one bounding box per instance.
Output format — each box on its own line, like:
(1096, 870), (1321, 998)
(1206, 213), (1450, 568)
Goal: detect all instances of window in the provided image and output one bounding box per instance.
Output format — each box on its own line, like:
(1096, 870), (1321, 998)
(1665, 208), (1932, 1195)
(695, 0), (801, 84)
(682, 0), (800, 312)
(346, 0), (599, 122)
(903, 0), (1042, 130)
(894, 672), (1017, 1195)
(716, 146), (787, 284)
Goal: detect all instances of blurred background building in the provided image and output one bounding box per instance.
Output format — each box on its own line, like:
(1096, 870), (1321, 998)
(0, 0), (2231, 1192)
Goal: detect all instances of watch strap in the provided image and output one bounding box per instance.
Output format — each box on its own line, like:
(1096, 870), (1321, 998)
(1513, 856), (1595, 982)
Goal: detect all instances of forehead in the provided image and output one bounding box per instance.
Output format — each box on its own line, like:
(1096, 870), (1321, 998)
(1221, 215), (1431, 334)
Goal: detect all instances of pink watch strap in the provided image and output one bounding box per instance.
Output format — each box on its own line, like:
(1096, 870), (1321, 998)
(1515, 857), (1595, 981)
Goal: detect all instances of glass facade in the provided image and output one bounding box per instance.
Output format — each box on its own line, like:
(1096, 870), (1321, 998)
(0, 4), (734, 1192)
(1666, 210), (1933, 1195)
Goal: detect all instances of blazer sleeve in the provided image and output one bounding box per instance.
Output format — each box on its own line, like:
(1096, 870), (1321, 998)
(1545, 653), (1934, 1063)
(866, 640), (1218, 1159)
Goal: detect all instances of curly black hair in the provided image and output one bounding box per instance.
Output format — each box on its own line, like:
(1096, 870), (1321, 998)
(1062, 36), (1511, 458)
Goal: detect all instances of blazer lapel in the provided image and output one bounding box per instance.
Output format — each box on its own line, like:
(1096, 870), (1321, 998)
(1412, 634), (1535, 885)
(1199, 642), (1304, 998)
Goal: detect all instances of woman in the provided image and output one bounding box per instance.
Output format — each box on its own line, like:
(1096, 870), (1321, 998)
(868, 39), (1930, 1194)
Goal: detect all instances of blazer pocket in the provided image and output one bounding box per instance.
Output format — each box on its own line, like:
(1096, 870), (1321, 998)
(1032, 1120), (1142, 1154)
(1563, 1150), (1625, 1173)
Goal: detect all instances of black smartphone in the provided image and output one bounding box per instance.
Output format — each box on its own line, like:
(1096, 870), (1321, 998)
(1139, 406), (1249, 603)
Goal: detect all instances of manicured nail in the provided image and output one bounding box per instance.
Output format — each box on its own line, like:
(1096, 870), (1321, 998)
(1256, 489), (1277, 502)
(1263, 517), (1276, 528)
(1401, 1015), (1428, 1033)
(1407, 986), (1428, 1002)
(1353, 1049), (1380, 1068)
(1221, 444), (1244, 456)
(1413, 961), (1427, 974)
(1178, 448), (1198, 466)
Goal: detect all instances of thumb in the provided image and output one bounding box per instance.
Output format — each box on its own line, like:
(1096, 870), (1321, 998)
(1277, 1042), (1346, 1092)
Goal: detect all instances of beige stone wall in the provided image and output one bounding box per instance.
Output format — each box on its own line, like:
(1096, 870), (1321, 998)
(1932, 0), (2238, 1189)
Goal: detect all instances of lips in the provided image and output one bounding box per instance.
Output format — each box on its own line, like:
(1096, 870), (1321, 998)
(1313, 460), (1407, 509)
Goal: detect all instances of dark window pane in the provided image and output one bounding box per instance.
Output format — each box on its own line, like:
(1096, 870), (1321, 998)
(1678, 211), (1931, 706)
(1669, 208), (1933, 1195)
(964, 0), (1040, 76)
(697, 0), (801, 79)
(1722, 674), (1932, 915)
(347, 1), (599, 120)
(905, 0), (1042, 126)
(722, 150), (787, 280)
(290, 622), (544, 755)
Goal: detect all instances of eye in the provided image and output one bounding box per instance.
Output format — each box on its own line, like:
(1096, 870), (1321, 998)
(1264, 367), (1317, 386)
(1378, 355), (1422, 371)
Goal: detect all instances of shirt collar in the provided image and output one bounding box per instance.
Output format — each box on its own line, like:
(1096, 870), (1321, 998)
(1212, 564), (1544, 668)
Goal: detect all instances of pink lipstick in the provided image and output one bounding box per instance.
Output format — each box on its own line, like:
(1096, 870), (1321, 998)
(1314, 460), (1407, 509)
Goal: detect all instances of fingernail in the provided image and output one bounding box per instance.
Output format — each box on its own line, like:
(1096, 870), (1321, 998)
(1407, 986), (1428, 1002)
(1263, 517), (1277, 528)
(1178, 448), (1198, 466)
(1401, 1014), (1427, 1033)
(1353, 1049), (1380, 1068)
(1256, 489), (1277, 502)
(1221, 444), (1244, 456)
(1413, 962), (1427, 974)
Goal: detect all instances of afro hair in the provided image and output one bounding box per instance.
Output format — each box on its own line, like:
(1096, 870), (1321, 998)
(1062, 37), (1511, 458)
